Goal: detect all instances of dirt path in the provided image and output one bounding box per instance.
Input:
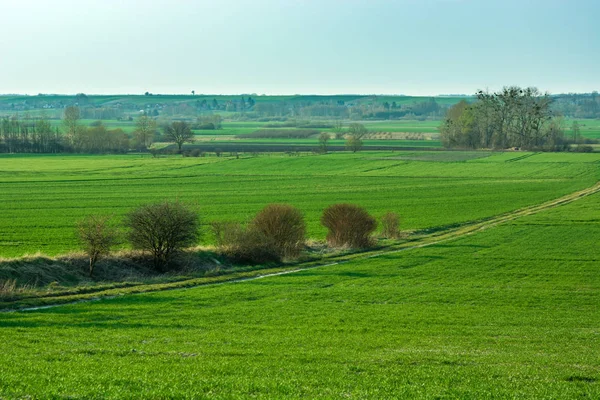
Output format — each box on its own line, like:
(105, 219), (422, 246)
(365, 180), (600, 257)
(9, 180), (600, 313)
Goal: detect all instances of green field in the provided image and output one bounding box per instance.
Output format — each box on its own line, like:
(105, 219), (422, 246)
(1, 152), (599, 258)
(0, 170), (598, 398)
(565, 119), (600, 139)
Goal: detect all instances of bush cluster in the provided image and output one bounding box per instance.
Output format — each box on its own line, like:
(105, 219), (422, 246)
(77, 201), (199, 273)
(125, 201), (200, 272)
(212, 204), (306, 264)
(77, 200), (403, 273)
(321, 204), (377, 248)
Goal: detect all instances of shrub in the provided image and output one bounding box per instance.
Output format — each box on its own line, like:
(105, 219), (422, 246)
(345, 136), (363, 152)
(0, 279), (18, 301)
(251, 204), (306, 259)
(211, 204), (305, 263)
(321, 204), (377, 248)
(573, 145), (594, 153)
(211, 222), (279, 264)
(76, 215), (118, 277)
(125, 201), (200, 271)
(380, 212), (401, 239)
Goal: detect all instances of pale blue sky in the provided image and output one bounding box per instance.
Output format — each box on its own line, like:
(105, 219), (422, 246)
(0, 0), (598, 95)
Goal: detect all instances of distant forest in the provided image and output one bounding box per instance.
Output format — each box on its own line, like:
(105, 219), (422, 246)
(0, 93), (450, 121)
(0, 90), (598, 154)
(0, 92), (598, 121)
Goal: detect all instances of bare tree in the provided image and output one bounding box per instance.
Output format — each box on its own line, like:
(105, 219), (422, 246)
(571, 120), (581, 143)
(345, 123), (367, 152)
(164, 121), (194, 151)
(125, 201), (200, 271)
(318, 132), (330, 153)
(63, 106), (81, 146)
(333, 120), (345, 139)
(133, 115), (157, 149)
(347, 123), (368, 139)
(76, 215), (118, 277)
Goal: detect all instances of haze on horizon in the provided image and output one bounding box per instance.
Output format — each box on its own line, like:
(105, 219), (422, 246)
(0, 0), (598, 96)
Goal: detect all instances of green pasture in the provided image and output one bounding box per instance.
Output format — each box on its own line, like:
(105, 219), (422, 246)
(565, 118), (600, 139)
(0, 152), (598, 258)
(0, 180), (598, 398)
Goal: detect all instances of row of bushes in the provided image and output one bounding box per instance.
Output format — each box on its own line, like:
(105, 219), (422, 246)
(77, 202), (401, 277)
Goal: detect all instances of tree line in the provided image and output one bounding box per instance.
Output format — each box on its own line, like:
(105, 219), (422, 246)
(0, 107), (199, 154)
(0, 107), (374, 154)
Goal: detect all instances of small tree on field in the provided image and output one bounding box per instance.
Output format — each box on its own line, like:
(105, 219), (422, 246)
(125, 201), (200, 271)
(133, 115), (157, 149)
(251, 204), (306, 259)
(164, 121), (194, 151)
(318, 132), (330, 153)
(571, 120), (581, 143)
(380, 211), (401, 239)
(76, 215), (118, 277)
(348, 123), (368, 138)
(333, 120), (344, 139)
(321, 204), (377, 248)
(345, 123), (367, 152)
(345, 135), (363, 153)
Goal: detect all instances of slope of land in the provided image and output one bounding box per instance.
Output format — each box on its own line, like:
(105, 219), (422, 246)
(0, 171), (598, 398)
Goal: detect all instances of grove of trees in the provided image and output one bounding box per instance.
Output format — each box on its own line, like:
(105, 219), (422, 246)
(440, 87), (568, 150)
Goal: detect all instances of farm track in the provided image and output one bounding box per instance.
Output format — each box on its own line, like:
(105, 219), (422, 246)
(6, 180), (600, 313)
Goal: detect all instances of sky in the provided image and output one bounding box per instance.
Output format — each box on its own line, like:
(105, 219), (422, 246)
(0, 0), (598, 96)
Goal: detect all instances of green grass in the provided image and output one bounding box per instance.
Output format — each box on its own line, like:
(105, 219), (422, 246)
(0, 185), (597, 398)
(565, 118), (600, 139)
(0, 152), (599, 258)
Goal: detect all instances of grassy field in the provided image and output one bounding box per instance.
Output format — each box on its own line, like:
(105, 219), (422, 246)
(0, 175), (597, 398)
(565, 119), (600, 139)
(0, 152), (599, 258)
